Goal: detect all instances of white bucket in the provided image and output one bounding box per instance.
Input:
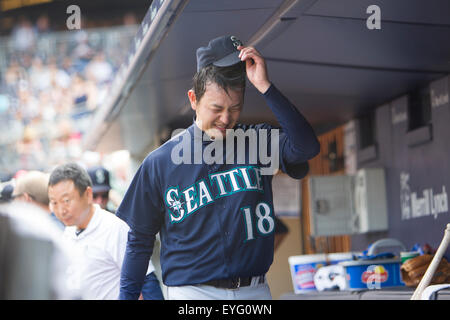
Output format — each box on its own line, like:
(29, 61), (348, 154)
(288, 254), (327, 293)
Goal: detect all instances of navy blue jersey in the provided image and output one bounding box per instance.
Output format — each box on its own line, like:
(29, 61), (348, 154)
(117, 84), (320, 298)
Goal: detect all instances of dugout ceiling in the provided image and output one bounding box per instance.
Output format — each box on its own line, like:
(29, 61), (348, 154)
(86, 0), (450, 159)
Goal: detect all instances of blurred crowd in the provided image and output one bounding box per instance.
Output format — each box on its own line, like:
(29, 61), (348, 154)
(0, 14), (139, 178)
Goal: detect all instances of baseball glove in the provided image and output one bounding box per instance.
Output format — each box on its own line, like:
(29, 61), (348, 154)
(400, 254), (450, 287)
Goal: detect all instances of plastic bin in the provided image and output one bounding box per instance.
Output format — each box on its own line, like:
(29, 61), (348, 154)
(340, 258), (405, 290)
(288, 254), (327, 293)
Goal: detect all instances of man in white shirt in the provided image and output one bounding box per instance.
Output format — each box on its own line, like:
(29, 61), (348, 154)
(48, 163), (163, 300)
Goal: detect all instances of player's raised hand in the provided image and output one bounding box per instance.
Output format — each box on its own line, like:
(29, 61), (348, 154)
(238, 46), (271, 94)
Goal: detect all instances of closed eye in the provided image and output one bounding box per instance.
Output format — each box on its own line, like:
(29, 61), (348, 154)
(211, 107), (222, 113)
(211, 103), (242, 112)
(211, 105), (223, 111)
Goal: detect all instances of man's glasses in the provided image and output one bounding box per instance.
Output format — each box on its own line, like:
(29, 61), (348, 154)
(93, 192), (109, 200)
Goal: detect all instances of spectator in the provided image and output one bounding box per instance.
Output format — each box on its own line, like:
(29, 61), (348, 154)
(34, 14), (51, 35)
(48, 59), (71, 90)
(85, 52), (113, 85)
(71, 30), (94, 73)
(17, 85), (39, 122)
(47, 119), (83, 167)
(71, 74), (88, 106)
(16, 125), (46, 170)
(61, 57), (77, 76)
(38, 90), (56, 122)
(19, 52), (33, 70)
(34, 15), (52, 55)
(4, 59), (28, 92)
(28, 56), (51, 92)
(48, 163), (163, 300)
(11, 16), (36, 53)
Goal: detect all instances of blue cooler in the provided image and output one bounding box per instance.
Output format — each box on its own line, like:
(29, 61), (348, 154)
(340, 238), (406, 290)
(341, 258), (404, 290)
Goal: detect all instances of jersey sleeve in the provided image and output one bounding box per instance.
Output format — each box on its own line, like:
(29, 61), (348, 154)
(262, 83), (320, 179)
(116, 156), (164, 237)
(278, 132), (311, 179)
(256, 122), (311, 179)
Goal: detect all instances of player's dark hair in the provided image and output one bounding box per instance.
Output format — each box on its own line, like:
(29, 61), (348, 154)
(48, 163), (92, 196)
(192, 62), (246, 102)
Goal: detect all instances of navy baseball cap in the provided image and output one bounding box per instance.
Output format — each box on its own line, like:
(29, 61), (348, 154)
(196, 35), (244, 72)
(87, 166), (111, 193)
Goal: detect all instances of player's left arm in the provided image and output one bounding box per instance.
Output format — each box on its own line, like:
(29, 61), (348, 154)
(238, 46), (320, 163)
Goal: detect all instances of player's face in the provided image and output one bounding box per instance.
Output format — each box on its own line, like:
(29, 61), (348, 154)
(189, 82), (243, 139)
(93, 191), (109, 210)
(48, 179), (93, 228)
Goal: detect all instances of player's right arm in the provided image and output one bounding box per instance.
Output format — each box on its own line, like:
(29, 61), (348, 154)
(116, 157), (164, 300)
(239, 45), (320, 173)
(120, 229), (155, 299)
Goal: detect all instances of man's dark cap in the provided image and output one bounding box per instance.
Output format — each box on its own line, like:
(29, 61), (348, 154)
(87, 166), (111, 193)
(196, 35), (243, 72)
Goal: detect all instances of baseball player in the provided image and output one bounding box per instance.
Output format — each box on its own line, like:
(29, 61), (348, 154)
(117, 35), (320, 300)
(87, 166), (115, 213)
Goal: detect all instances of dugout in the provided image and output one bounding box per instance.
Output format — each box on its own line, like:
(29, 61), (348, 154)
(82, 0), (450, 299)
